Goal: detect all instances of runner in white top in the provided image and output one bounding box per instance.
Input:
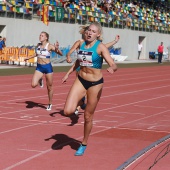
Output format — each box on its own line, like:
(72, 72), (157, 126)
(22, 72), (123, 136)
(25, 31), (62, 110)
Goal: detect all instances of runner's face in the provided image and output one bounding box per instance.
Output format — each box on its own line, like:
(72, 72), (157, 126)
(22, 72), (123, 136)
(39, 33), (47, 42)
(86, 25), (100, 42)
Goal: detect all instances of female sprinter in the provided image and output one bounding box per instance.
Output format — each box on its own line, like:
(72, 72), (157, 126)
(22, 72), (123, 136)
(25, 31), (63, 111)
(63, 22), (117, 156)
(62, 26), (120, 115)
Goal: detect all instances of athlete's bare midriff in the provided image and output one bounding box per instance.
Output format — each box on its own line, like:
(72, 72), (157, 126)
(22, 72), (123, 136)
(37, 58), (51, 65)
(79, 66), (103, 82)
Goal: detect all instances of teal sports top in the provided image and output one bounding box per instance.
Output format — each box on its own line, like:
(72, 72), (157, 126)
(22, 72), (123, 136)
(77, 40), (103, 69)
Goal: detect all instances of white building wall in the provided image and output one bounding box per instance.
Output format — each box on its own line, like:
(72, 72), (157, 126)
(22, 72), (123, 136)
(1, 17), (170, 60)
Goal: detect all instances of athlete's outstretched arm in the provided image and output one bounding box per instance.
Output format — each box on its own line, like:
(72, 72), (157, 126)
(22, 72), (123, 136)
(104, 35), (120, 49)
(66, 40), (82, 63)
(24, 52), (37, 61)
(99, 43), (117, 74)
(50, 41), (63, 56)
(62, 59), (80, 83)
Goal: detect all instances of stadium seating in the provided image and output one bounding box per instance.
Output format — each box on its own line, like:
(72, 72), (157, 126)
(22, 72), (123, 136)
(0, 0), (170, 65)
(0, 0), (169, 32)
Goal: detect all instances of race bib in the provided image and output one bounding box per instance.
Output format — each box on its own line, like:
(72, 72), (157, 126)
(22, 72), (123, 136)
(78, 50), (93, 66)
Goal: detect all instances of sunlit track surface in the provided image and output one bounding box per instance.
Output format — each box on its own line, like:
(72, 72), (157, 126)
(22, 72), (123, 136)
(0, 65), (170, 170)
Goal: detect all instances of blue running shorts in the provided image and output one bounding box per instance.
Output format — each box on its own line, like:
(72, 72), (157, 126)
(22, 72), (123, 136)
(36, 63), (53, 74)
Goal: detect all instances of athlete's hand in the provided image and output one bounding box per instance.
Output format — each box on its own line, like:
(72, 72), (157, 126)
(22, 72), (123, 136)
(107, 65), (117, 74)
(115, 35), (120, 42)
(107, 67), (114, 74)
(54, 41), (59, 52)
(62, 74), (69, 84)
(66, 56), (72, 63)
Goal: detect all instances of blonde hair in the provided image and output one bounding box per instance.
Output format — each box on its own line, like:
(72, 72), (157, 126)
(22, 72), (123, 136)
(79, 25), (89, 35)
(89, 22), (103, 41)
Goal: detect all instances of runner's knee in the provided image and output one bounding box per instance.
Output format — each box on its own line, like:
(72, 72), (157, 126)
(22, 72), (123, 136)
(64, 107), (75, 116)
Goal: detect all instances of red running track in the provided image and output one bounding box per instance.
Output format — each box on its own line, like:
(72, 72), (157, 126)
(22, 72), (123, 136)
(0, 65), (170, 170)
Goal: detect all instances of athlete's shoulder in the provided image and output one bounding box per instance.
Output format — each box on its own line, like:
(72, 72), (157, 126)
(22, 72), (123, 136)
(75, 39), (84, 45)
(73, 39), (84, 49)
(74, 40), (81, 44)
(79, 39), (84, 43)
(97, 42), (108, 54)
(98, 42), (105, 48)
(48, 43), (55, 49)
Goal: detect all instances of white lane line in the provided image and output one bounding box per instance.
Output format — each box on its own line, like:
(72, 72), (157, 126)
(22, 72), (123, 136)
(1, 73), (170, 94)
(107, 111), (145, 115)
(105, 78), (170, 88)
(115, 109), (170, 128)
(18, 149), (43, 153)
(0, 106), (13, 109)
(0, 69), (168, 83)
(0, 102), (65, 116)
(0, 82), (170, 106)
(99, 94), (170, 112)
(104, 115), (125, 119)
(101, 85), (170, 99)
(0, 122), (46, 135)
(0, 116), (47, 124)
(134, 105), (166, 109)
(0, 93), (67, 104)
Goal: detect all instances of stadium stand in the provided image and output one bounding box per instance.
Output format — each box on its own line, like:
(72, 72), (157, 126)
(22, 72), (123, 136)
(0, 0), (169, 33)
(0, 0), (170, 65)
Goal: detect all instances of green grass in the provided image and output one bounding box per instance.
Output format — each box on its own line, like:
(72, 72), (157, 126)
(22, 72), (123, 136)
(0, 62), (169, 76)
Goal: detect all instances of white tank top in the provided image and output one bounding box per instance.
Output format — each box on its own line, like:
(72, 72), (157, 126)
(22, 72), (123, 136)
(36, 43), (51, 59)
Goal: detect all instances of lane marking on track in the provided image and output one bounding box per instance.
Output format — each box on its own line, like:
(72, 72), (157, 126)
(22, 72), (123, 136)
(1, 73), (170, 94)
(0, 106), (13, 108)
(109, 111), (145, 115)
(134, 105), (167, 109)
(115, 109), (170, 128)
(0, 122), (46, 135)
(18, 149), (43, 153)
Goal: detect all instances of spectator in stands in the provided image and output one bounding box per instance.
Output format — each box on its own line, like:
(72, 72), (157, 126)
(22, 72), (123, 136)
(17, 0), (25, 6)
(128, 1), (136, 8)
(122, 11), (133, 27)
(91, 0), (98, 8)
(157, 42), (164, 64)
(166, 17), (170, 25)
(63, 0), (71, 9)
(138, 41), (142, 59)
(85, 0), (92, 7)
(78, 0), (86, 7)
(24, 31), (63, 111)
(3, 0), (13, 7)
(63, 22), (117, 156)
(0, 36), (5, 50)
(101, 0), (111, 13)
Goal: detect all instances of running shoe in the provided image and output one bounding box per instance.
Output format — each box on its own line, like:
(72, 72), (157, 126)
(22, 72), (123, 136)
(46, 104), (52, 111)
(75, 145), (87, 156)
(39, 78), (43, 88)
(74, 109), (79, 115)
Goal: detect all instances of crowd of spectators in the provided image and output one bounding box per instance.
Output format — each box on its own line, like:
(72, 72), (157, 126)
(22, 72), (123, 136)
(0, 0), (170, 30)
